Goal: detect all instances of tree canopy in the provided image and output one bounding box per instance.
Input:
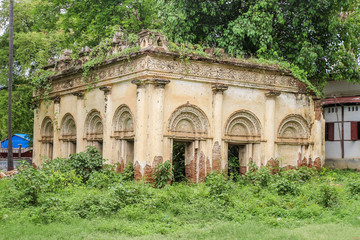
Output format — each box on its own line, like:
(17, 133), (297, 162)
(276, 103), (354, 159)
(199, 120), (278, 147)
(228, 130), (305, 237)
(0, 0), (359, 139)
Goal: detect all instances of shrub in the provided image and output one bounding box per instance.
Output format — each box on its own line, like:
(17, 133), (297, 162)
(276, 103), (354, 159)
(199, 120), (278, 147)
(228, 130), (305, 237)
(347, 179), (360, 195)
(318, 184), (339, 208)
(205, 171), (230, 204)
(272, 177), (299, 195)
(87, 166), (123, 189)
(68, 146), (104, 182)
(122, 164), (134, 181)
(153, 161), (173, 188)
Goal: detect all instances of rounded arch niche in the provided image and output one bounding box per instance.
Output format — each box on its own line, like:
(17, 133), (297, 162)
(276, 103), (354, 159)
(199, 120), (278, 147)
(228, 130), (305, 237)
(168, 104), (209, 136)
(85, 110), (103, 140)
(41, 117), (54, 141)
(225, 110), (262, 138)
(60, 113), (76, 140)
(112, 105), (134, 138)
(277, 114), (309, 139)
(41, 116), (54, 159)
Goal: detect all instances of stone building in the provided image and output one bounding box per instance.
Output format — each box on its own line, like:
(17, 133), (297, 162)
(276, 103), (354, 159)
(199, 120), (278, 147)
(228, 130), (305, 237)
(33, 30), (325, 182)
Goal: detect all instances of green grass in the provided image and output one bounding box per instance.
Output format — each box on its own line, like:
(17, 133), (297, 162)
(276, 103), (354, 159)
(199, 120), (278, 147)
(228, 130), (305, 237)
(1, 163), (360, 239)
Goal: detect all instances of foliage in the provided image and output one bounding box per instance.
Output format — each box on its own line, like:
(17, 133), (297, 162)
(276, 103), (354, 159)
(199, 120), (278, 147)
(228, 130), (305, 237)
(205, 171), (230, 204)
(348, 178), (360, 195)
(160, 0), (360, 92)
(86, 165), (123, 189)
(172, 142), (186, 182)
(153, 160), (173, 188)
(122, 164), (135, 181)
(68, 146), (104, 183)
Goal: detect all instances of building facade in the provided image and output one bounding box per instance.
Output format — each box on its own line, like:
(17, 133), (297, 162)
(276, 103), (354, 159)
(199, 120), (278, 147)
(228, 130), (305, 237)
(33, 31), (325, 182)
(323, 80), (360, 169)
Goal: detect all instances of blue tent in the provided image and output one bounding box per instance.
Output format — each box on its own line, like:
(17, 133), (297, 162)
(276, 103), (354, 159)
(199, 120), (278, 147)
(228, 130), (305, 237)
(1, 134), (31, 148)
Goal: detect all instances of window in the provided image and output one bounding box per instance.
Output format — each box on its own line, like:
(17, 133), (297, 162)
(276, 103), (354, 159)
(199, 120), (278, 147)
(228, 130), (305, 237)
(325, 122), (334, 141)
(351, 122), (360, 141)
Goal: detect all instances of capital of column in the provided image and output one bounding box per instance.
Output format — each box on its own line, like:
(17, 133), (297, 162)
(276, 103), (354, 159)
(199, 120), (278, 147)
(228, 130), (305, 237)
(131, 79), (146, 89)
(154, 79), (170, 89)
(265, 91), (281, 98)
(72, 91), (85, 100)
(51, 95), (61, 104)
(99, 85), (112, 95)
(212, 84), (228, 94)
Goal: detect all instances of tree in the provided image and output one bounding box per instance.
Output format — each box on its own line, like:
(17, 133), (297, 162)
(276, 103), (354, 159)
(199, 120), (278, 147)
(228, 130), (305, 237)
(160, 0), (360, 90)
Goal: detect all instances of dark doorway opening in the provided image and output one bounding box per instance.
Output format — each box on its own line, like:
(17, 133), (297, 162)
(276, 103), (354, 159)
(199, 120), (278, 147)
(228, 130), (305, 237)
(228, 144), (246, 176)
(172, 142), (187, 182)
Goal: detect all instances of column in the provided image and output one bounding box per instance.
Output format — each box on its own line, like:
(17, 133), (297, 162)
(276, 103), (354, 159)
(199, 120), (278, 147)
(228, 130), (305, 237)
(73, 91), (85, 153)
(150, 79), (170, 164)
(131, 80), (147, 178)
(211, 84), (228, 171)
(264, 91), (280, 162)
(312, 97), (325, 169)
(52, 95), (61, 159)
(100, 85), (112, 161)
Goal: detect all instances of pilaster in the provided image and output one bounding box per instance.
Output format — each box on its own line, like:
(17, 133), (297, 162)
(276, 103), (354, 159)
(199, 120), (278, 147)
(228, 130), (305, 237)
(52, 95), (61, 159)
(211, 84), (228, 171)
(264, 91), (280, 162)
(73, 91), (85, 153)
(100, 85), (112, 161)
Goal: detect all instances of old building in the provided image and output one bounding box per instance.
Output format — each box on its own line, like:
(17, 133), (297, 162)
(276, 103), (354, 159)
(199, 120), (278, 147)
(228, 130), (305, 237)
(33, 30), (325, 182)
(323, 80), (360, 169)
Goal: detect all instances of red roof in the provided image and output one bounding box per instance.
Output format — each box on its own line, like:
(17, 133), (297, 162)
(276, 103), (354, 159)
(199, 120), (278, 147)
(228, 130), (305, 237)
(323, 96), (360, 106)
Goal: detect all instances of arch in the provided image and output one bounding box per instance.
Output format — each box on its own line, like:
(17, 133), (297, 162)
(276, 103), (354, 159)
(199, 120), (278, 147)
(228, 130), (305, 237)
(113, 104), (134, 133)
(225, 110), (262, 137)
(41, 117), (54, 139)
(85, 110), (103, 139)
(61, 113), (76, 138)
(277, 114), (309, 139)
(168, 104), (209, 135)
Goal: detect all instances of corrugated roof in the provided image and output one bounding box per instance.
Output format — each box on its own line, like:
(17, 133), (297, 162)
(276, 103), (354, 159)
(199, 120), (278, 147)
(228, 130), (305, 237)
(323, 96), (360, 106)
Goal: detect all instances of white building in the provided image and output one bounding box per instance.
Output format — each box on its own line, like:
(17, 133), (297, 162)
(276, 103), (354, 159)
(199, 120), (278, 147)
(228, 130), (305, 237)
(323, 80), (360, 169)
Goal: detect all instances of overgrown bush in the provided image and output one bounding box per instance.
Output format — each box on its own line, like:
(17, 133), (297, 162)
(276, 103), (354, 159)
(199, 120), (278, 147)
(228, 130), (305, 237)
(122, 164), (134, 181)
(87, 166), (123, 189)
(317, 184), (339, 208)
(153, 161), (173, 188)
(348, 179), (360, 195)
(68, 146), (104, 182)
(206, 171), (231, 204)
(272, 177), (299, 195)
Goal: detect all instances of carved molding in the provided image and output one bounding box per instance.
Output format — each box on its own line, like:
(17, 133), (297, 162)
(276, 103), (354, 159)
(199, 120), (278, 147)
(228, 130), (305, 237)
(278, 114), (309, 139)
(60, 113), (76, 140)
(225, 110), (262, 137)
(168, 103), (209, 135)
(50, 55), (299, 95)
(112, 105), (135, 138)
(41, 117), (54, 140)
(85, 110), (103, 139)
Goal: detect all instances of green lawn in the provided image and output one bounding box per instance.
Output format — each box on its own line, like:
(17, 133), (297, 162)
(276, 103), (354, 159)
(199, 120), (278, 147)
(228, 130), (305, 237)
(1, 158), (360, 239)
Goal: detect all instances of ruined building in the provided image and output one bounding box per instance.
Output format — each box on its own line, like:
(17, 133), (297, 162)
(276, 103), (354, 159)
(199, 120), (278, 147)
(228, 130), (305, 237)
(33, 30), (325, 182)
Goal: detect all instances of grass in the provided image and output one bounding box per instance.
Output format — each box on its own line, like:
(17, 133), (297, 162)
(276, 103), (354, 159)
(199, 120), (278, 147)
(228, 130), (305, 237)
(1, 158), (360, 239)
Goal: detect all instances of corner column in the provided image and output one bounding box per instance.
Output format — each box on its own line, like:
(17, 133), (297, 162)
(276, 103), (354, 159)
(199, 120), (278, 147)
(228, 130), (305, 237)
(211, 84), (228, 171)
(312, 97), (325, 169)
(264, 91), (280, 163)
(52, 95), (61, 159)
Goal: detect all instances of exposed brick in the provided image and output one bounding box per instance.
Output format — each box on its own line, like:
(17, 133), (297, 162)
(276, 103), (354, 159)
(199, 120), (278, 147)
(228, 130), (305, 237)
(301, 157), (308, 167)
(240, 166), (247, 175)
(314, 157), (322, 170)
(153, 156), (163, 166)
(134, 161), (141, 180)
(284, 165), (295, 170)
(308, 157), (312, 168)
(206, 158), (211, 176)
(297, 153), (302, 168)
(199, 151), (206, 182)
(185, 158), (196, 183)
(212, 141), (221, 172)
(267, 158), (280, 174)
(144, 164), (154, 183)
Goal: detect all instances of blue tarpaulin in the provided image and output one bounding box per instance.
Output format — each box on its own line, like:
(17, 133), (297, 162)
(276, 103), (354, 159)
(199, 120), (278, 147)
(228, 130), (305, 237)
(1, 134), (31, 148)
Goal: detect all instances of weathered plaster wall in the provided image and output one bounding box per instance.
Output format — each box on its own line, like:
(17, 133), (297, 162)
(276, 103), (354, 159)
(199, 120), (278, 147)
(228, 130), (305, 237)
(33, 33), (325, 181)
